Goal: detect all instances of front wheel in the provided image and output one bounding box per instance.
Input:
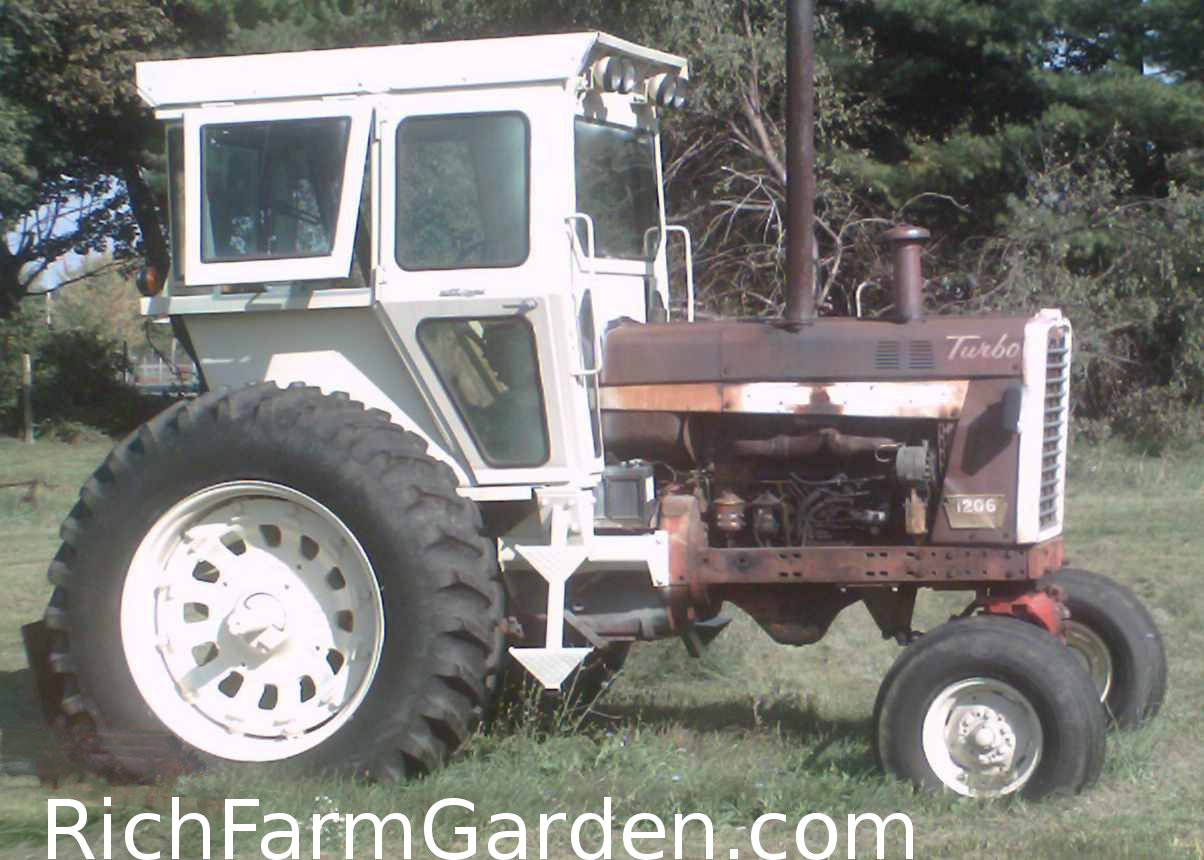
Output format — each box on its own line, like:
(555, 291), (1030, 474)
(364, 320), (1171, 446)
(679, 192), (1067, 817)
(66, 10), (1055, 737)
(874, 615), (1105, 798)
(1046, 568), (1167, 728)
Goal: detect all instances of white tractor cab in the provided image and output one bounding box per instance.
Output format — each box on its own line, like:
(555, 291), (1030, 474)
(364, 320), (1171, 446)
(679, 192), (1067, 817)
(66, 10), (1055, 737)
(29, 22), (1166, 797)
(142, 33), (688, 488)
(138, 33), (692, 686)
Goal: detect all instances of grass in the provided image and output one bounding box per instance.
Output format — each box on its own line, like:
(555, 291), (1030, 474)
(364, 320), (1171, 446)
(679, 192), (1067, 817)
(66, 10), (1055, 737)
(0, 435), (1201, 858)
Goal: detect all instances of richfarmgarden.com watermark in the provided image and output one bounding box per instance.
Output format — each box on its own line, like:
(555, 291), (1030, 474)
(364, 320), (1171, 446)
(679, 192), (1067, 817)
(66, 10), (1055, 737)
(48, 796), (914, 860)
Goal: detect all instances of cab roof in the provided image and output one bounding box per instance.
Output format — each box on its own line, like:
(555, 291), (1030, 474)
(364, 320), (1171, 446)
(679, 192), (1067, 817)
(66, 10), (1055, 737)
(136, 32), (689, 110)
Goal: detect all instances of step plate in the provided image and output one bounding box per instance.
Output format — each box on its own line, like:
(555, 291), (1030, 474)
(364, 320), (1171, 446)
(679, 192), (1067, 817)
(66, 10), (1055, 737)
(509, 647), (592, 689)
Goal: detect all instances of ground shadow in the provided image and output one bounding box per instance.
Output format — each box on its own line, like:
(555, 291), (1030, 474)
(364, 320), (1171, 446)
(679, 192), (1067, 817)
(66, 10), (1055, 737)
(594, 698), (878, 773)
(485, 690), (880, 779)
(0, 668), (71, 780)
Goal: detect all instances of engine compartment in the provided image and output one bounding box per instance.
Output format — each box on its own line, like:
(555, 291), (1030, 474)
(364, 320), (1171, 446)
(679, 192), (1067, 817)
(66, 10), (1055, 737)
(603, 412), (944, 548)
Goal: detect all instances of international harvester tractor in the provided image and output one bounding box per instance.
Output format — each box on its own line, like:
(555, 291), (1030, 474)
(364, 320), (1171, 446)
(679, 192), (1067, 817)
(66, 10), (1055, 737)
(26, 0), (1166, 798)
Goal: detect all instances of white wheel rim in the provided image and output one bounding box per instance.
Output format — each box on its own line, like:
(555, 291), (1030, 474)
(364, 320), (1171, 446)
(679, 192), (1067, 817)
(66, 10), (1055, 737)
(921, 677), (1044, 797)
(1065, 621), (1114, 703)
(120, 482), (385, 762)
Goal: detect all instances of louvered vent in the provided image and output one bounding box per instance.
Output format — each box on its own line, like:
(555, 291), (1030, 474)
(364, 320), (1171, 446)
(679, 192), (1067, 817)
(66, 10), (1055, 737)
(908, 340), (935, 370)
(1039, 325), (1072, 531)
(875, 340), (901, 370)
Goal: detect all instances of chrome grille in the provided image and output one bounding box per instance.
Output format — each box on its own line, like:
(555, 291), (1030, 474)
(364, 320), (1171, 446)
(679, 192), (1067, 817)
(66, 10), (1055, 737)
(1040, 325), (1071, 531)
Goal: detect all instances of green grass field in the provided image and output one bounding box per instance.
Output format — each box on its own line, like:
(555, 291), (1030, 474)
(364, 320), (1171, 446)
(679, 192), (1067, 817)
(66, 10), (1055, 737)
(0, 435), (1201, 859)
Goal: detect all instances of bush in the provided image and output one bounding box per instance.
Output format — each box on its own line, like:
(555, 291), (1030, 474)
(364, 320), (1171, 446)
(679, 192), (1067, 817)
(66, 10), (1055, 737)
(940, 131), (1204, 450)
(1, 325), (173, 438)
(1106, 384), (1204, 455)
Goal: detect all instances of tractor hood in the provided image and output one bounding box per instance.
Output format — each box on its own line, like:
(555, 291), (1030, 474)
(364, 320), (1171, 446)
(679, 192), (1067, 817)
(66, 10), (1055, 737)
(601, 316), (1036, 387)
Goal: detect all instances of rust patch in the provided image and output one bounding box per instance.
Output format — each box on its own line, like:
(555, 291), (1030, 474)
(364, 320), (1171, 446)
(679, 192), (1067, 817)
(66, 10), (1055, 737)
(692, 537), (1063, 587)
(657, 495), (711, 629)
(599, 383), (722, 412)
(602, 380), (968, 419)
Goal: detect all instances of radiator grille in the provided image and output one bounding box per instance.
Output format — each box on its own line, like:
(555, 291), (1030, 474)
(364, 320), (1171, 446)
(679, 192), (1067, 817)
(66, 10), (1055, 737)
(1039, 325), (1072, 531)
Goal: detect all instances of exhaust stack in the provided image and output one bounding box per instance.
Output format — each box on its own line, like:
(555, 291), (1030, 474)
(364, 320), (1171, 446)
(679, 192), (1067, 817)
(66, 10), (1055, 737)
(784, 0), (817, 323)
(884, 225), (930, 322)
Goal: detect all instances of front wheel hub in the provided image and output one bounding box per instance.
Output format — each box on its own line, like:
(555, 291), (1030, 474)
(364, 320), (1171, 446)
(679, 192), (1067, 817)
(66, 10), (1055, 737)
(226, 593), (288, 654)
(923, 677), (1043, 796)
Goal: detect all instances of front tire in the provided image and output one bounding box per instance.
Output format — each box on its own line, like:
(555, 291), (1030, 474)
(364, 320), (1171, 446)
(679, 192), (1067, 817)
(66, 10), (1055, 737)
(43, 384), (503, 781)
(1046, 568), (1167, 728)
(874, 615), (1105, 798)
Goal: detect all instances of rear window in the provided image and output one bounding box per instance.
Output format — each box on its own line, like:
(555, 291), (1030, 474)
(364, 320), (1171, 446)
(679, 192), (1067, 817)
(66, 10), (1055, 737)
(200, 117), (351, 262)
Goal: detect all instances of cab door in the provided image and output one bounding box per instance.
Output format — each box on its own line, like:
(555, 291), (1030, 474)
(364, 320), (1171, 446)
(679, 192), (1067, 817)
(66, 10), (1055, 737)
(374, 88), (601, 488)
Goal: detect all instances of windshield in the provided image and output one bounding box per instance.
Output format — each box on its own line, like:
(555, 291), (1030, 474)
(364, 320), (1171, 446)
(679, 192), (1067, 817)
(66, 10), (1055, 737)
(574, 119), (660, 261)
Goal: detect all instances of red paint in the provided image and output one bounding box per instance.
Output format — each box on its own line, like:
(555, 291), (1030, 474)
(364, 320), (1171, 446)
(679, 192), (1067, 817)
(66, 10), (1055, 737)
(981, 590), (1066, 638)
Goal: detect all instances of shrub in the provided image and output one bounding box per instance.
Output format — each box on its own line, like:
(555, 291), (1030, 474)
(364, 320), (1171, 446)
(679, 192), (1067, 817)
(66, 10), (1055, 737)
(1, 323), (173, 438)
(940, 131), (1204, 450)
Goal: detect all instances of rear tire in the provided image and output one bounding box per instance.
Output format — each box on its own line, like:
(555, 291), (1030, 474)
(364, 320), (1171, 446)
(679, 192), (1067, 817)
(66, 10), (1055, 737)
(874, 615), (1105, 798)
(43, 383), (503, 781)
(1046, 568), (1167, 728)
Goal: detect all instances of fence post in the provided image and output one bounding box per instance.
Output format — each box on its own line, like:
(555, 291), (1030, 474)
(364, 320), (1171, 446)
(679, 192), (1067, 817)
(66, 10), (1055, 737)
(21, 353), (33, 443)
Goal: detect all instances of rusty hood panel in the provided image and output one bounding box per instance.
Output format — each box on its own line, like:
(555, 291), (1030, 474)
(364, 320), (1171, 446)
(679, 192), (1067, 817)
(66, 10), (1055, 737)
(598, 380), (970, 419)
(600, 317), (1031, 387)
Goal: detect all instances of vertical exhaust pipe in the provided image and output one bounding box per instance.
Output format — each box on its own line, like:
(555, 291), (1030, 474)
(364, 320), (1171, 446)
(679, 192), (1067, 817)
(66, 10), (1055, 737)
(785, 0), (817, 323)
(884, 224), (930, 322)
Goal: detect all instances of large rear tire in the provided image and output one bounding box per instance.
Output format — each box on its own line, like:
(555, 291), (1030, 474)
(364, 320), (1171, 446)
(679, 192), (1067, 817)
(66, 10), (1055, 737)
(43, 383), (503, 781)
(1046, 568), (1167, 728)
(874, 615), (1105, 798)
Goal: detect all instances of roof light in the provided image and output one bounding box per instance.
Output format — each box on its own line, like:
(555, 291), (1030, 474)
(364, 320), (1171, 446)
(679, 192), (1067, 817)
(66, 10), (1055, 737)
(647, 73), (689, 109)
(592, 56), (639, 94)
(671, 77), (689, 109)
(620, 59), (638, 94)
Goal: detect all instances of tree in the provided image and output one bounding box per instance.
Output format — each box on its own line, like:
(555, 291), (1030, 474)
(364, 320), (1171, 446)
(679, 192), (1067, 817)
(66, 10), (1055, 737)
(828, 0), (1204, 224)
(2, 0), (1199, 439)
(0, 0), (174, 318)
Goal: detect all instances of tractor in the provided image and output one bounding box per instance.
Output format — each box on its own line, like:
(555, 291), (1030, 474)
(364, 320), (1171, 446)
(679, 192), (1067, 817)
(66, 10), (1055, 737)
(26, 0), (1166, 798)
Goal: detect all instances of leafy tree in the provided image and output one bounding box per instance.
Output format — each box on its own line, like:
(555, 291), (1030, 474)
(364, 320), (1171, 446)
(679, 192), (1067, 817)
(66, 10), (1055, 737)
(0, 0), (174, 318)
(2, 0), (1200, 440)
(830, 1), (1204, 223)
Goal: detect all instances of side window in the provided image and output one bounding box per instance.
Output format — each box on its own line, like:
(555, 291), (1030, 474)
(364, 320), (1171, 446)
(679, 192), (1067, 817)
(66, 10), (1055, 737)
(201, 117), (351, 262)
(395, 114), (529, 270)
(418, 317), (549, 467)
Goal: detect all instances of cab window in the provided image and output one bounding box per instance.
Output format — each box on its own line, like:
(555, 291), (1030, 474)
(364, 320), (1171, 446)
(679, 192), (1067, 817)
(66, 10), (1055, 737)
(418, 317), (549, 467)
(200, 117), (351, 262)
(574, 119), (660, 261)
(395, 113), (529, 271)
